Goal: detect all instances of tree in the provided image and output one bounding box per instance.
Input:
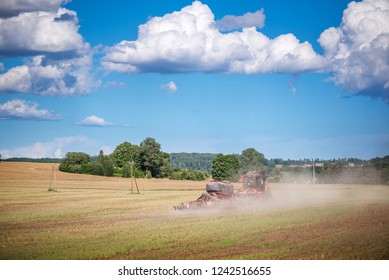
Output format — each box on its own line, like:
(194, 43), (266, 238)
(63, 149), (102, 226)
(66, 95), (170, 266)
(157, 152), (172, 178)
(111, 142), (140, 168)
(59, 151), (114, 176)
(139, 137), (160, 177)
(139, 137), (171, 178)
(240, 148), (264, 174)
(97, 150), (114, 177)
(170, 153), (215, 173)
(82, 161), (104, 176)
(59, 152), (91, 173)
(169, 169), (209, 181)
(211, 153), (240, 182)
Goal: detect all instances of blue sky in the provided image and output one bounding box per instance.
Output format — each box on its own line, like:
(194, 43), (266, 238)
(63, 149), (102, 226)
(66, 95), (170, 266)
(0, 0), (388, 160)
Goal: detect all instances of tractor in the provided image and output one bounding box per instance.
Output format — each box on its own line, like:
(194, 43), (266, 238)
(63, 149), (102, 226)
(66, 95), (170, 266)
(234, 173), (272, 199)
(173, 173), (271, 210)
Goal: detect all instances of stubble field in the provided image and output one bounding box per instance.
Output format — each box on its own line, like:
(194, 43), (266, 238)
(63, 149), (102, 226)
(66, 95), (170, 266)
(0, 162), (388, 260)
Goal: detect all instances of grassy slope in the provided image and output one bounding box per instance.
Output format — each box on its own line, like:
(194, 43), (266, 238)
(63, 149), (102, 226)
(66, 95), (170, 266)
(1, 162), (388, 260)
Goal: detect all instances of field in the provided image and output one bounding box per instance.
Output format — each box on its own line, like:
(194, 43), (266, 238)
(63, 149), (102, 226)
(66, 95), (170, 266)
(0, 162), (388, 260)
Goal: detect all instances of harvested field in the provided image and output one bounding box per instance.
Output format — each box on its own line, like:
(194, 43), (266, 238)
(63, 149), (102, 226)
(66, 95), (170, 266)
(0, 162), (388, 259)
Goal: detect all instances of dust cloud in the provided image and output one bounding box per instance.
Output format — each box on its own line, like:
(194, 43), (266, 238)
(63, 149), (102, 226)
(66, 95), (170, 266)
(172, 181), (389, 216)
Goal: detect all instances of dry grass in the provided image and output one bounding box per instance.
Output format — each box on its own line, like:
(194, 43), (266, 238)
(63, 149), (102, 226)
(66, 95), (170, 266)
(1, 162), (389, 260)
(0, 162), (205, 190)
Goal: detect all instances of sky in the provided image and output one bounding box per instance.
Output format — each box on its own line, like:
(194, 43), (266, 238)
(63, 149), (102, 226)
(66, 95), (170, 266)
(0, 0), (388, 160)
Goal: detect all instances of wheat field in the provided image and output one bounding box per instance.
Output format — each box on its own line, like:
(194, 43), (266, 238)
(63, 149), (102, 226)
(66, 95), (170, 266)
(1, 162), (388, 259)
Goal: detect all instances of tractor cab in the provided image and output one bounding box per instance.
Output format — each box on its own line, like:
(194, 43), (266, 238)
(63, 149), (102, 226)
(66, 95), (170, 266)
(242, 174), (267, 192)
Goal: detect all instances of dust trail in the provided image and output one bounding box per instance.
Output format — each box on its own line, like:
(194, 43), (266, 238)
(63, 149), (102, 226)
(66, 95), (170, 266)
(261, 183), (388, 211)
(170, 183), (389, 216)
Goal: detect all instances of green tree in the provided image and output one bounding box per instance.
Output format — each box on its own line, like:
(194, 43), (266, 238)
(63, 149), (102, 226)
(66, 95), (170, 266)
(139, 137), (160, 177)
(97, 150), (114, 177)
(170, 153), (215, 173)
(169, 169), (209, 181)
(111, 142), (140, 168)
(157, 152), (172, 178)
(240, 148), (264, 174)
(82, 161), (104, 175)
(59, 152), (91, 173)
(139, 137), (171, 178)
(211, 153), (240, 182)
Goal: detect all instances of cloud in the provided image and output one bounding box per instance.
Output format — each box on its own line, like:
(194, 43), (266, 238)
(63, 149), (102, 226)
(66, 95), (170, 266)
(288, 78), (297, 95)
(0, 99), (62, 120)
(102, 1), (325, 75)
(0, 0), (69, 18)
(76, 115), (113, 127)
(0, 135), (90, 159)
(0, 8), (84, 56)
(99, 145), (114, 155)
(103, 80), (127, 89)
(0, 53), (97, 96)
(216, 9), (265, 32)
(101, 0), (389, 103)
(160, 81), (178, 93)
(0, 3), (98, 96)
(319, 0), (389, 102)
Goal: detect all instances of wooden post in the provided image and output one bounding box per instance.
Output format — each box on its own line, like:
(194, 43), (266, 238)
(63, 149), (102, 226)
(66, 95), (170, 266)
(48, 164), (57, 192)
(312, 159), (316, 185)
(129, 161), (139, 194)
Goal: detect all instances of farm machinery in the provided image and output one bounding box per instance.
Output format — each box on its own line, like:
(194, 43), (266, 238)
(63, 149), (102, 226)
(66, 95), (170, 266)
(173, 173), (272, 210)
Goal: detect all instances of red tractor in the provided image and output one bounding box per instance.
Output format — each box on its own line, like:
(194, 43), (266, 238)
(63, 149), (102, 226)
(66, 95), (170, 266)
(235, 173), (272, 199)
(173, 173), (271, 210)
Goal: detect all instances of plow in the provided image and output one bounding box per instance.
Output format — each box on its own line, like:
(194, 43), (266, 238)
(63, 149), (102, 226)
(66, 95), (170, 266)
(174, 173), (272, 210)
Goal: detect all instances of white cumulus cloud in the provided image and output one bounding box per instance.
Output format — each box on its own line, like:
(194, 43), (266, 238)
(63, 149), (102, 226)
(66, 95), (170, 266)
(216, 9), (265, 32)
(0, 8), (84, 56)
(0, 2), (98, 96)
(0, 135), (90, 159)
(77, 115), (113, 127)
(0, 0), (69, 18)
(160, 81), (178, 93)
(319, 0), (389, 102)
(101, 0), (389, 103)
(102, 1), (325, 75)
(0, 99), (62, 120)
(0, 53), (97, 96)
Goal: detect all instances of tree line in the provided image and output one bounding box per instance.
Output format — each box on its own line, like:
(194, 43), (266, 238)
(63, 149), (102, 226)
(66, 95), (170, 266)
(58, 138), (266, 182)
(0, 157), (62, 163)
(3, 138), (388, 185)
(267, 157), (389, 185)
(59, 137), (171, 178)
(58, 137), (209, 181)
(170, 153), (214, 173)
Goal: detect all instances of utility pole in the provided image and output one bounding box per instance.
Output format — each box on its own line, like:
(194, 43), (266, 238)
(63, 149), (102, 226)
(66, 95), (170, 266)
(312, 159), (316, 185)
(48, 164), (57, 192)
(129, 161), (139, 194)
